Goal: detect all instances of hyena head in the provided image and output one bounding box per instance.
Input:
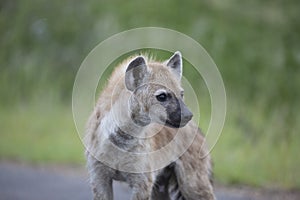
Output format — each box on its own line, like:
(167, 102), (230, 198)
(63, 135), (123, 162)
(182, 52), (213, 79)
(125, 51), (193, 128)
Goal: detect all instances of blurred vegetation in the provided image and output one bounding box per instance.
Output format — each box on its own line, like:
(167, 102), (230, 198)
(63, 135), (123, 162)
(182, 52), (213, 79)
(1, 0), (300, 189)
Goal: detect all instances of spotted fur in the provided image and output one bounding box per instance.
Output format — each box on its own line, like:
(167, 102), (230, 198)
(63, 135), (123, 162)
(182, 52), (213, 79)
(85, 52), (215, 200)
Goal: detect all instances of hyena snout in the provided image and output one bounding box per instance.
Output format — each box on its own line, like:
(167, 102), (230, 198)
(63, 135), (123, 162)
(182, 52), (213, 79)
(167, 99), (193, 128)
(181, 105), (193, 123)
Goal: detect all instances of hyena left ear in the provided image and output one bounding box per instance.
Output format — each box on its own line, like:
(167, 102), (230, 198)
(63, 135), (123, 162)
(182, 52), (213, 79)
(166, 51), (182, 80)
(125, 56), (148, 91)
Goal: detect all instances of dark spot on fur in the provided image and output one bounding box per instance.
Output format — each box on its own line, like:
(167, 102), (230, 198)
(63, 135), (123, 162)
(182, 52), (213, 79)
(151, 162), (185, 200)
(109, 128), (135, 149)
(96, 111), (100, 119)
(93, 187), (97, 194)
(152, 163), (175, 200)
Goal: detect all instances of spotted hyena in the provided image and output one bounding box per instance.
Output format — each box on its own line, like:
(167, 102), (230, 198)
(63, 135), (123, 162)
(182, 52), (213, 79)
(85, 51), (215, 200)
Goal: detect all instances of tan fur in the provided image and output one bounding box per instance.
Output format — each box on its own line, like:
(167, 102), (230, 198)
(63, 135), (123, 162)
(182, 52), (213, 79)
(85, 54), (215, 200)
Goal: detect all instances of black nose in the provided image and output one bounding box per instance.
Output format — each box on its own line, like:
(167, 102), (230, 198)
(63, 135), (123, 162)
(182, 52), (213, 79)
(178, 98), (193, 125)
(181, 108), (193, 123)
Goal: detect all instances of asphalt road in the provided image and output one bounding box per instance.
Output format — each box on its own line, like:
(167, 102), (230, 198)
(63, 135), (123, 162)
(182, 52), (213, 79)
(0, 162), (298, 200)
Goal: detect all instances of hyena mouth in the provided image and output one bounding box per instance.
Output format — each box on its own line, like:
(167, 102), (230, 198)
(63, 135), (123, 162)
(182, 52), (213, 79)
(165, 119), (189, 128)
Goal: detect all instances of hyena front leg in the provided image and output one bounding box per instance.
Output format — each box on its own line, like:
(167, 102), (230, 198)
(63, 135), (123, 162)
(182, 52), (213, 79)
(131, 185), (153, 200)
(175, 159), (215, 200)
(87, 155), (113, 200)
(91, 177), (113, 200)
(128, 173), (154, 200)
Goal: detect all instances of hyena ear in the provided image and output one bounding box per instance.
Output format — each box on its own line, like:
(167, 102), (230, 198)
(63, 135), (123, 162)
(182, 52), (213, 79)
(125, 56), (148, 91)
(166, 51), (182, 80)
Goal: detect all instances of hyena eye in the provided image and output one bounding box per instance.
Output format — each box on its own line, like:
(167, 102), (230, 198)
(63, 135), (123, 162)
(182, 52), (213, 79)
(156, 93), (167, 102)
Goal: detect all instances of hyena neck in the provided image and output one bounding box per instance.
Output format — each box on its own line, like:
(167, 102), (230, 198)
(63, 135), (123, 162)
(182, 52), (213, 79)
(108, 127), (136, 149)
(105, 94), (146, 149)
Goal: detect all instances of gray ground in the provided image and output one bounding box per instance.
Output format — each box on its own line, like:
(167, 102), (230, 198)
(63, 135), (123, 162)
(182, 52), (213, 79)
(0, 161), (298, 200)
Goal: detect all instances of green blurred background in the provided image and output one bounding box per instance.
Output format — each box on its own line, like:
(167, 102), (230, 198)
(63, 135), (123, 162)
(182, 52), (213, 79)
(1, 0), (299, 190)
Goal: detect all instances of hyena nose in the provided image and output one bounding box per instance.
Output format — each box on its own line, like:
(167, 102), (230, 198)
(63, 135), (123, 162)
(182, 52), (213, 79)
(182, 108), (193, 122)
(178, 99), (193, 124)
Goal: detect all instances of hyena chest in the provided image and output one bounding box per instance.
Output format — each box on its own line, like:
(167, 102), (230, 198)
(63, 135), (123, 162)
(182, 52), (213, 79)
(96, 116), (152, 171)
(111, 169), (129, 182)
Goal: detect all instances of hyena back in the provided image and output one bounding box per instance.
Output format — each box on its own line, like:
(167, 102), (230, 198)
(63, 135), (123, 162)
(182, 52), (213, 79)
(85, 51), (215, 200)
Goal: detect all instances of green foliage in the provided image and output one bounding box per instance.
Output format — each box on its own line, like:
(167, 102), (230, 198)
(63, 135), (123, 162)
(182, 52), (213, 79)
(211, 101), (300, 189)
(0, 104), (84, 164)
(0, 0), (300, 189)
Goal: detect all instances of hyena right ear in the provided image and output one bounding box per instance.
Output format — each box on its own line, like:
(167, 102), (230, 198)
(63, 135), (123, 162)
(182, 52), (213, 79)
(166, 51), (182, 80)
(125, 56), (148, 91)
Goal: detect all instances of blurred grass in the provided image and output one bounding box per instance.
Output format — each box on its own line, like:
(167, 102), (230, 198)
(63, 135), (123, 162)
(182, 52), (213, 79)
(0, 103), (84, 164)
(211, 98), (300, 189)
(0, 0), (300, 190)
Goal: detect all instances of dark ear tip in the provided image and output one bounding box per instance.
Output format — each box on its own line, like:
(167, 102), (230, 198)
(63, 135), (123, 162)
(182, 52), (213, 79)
(174, 51), (182, 57)
(126, 56), (146, 72)
(169, 51), (182, 63)
(134, 56), (146, 64)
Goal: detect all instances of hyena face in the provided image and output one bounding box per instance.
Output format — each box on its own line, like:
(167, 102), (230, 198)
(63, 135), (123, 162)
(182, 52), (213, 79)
(125, 52), (193, 128)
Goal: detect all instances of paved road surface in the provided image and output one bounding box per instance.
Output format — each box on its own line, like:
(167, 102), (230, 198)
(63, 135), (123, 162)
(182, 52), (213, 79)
(0, 162), (298, 200)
